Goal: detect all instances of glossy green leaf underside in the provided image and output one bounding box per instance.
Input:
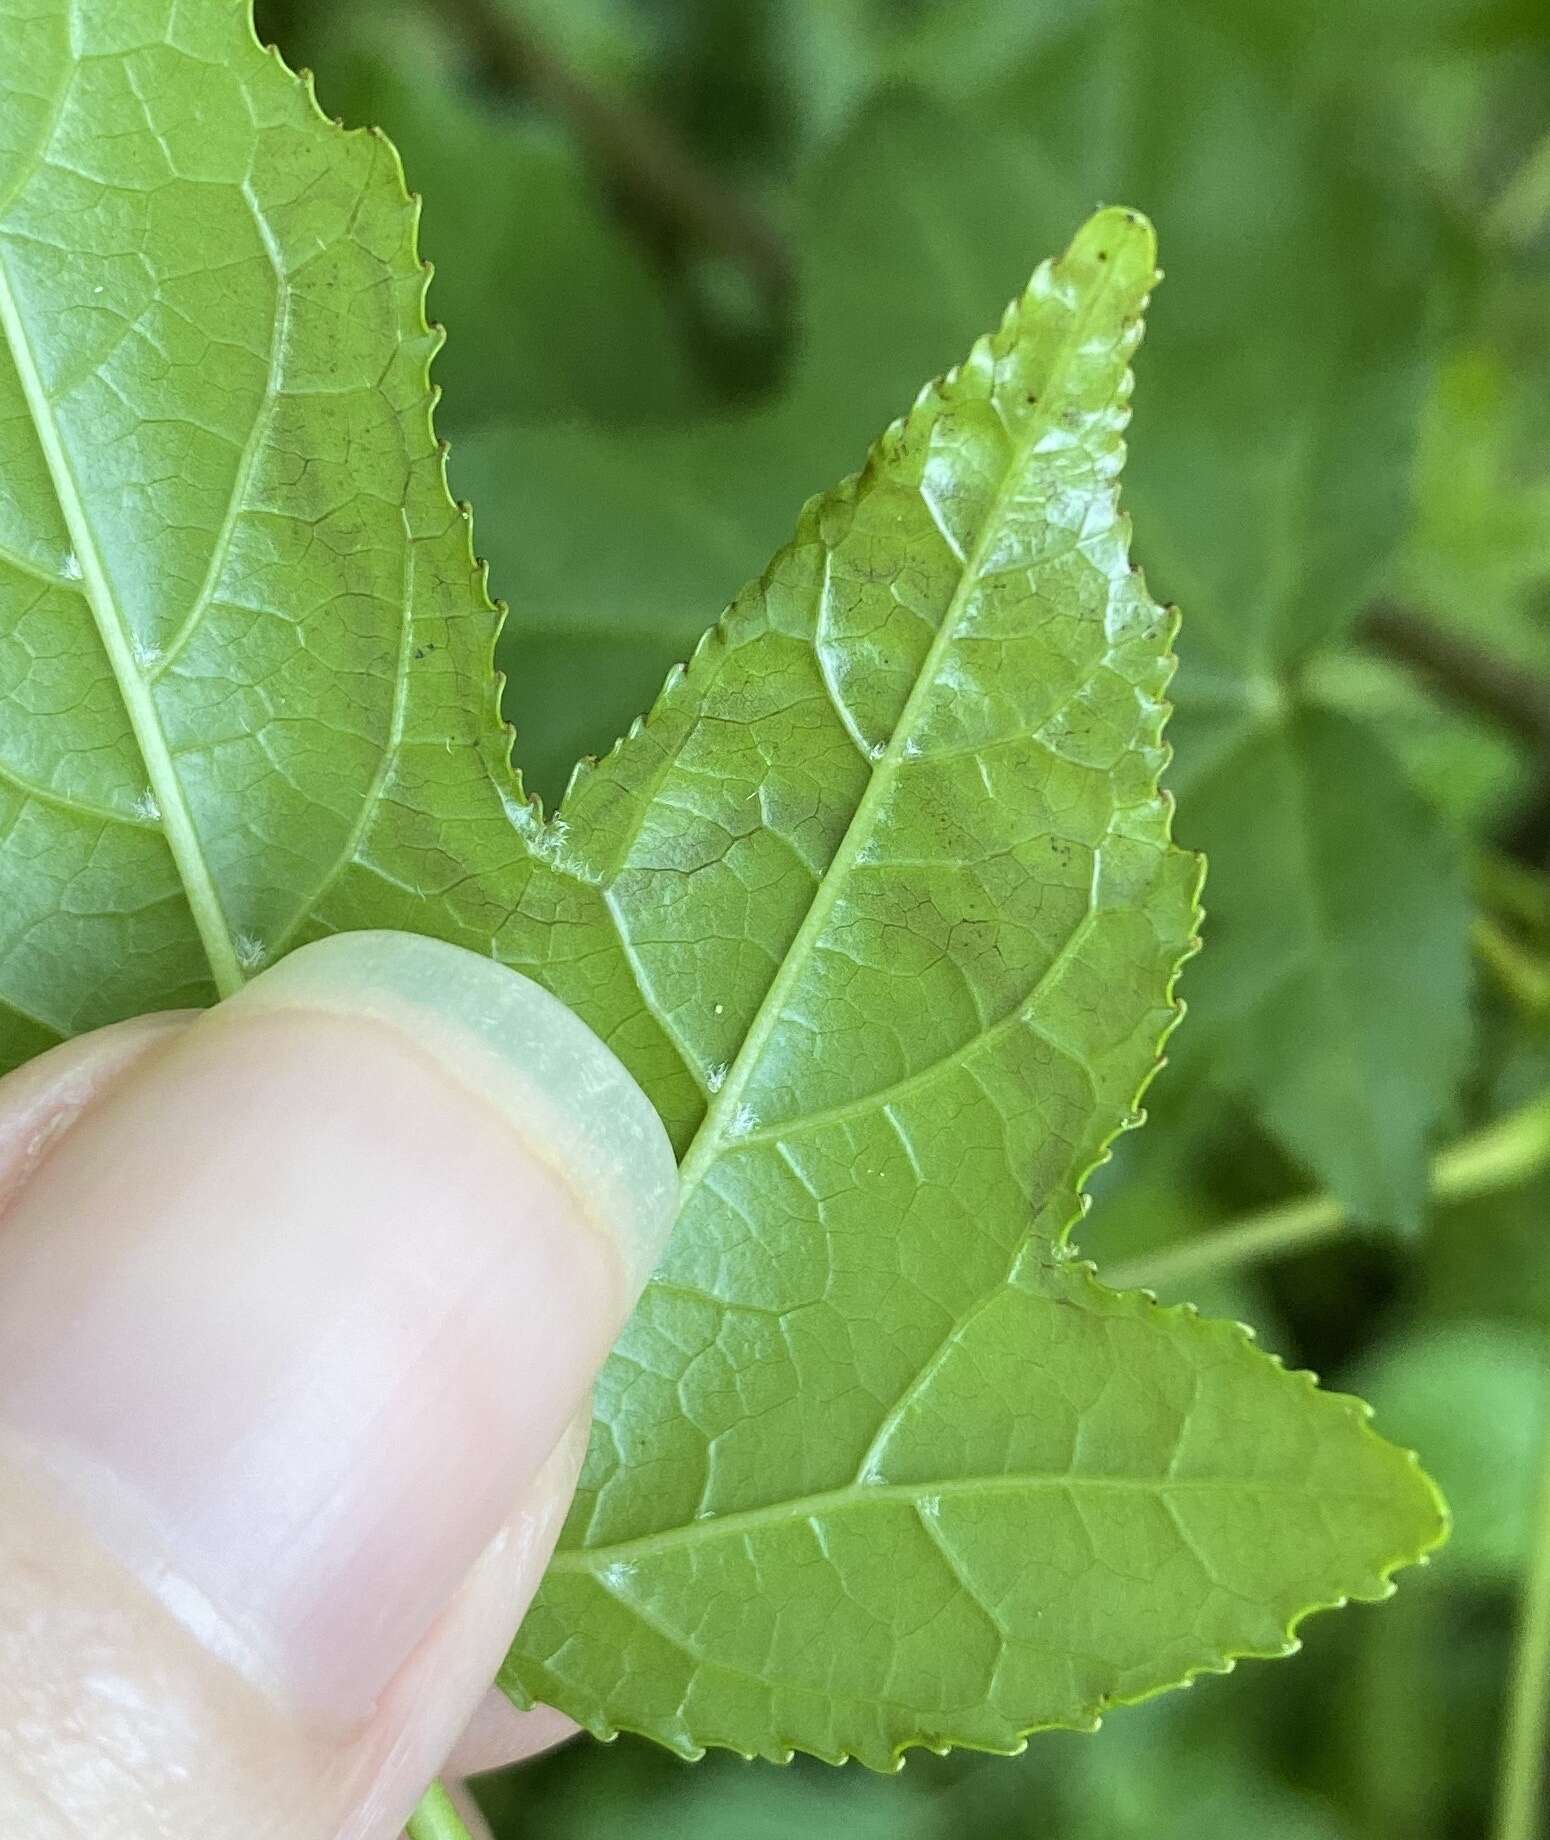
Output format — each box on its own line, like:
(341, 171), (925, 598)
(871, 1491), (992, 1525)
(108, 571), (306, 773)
(0, 2), (1443, 1766)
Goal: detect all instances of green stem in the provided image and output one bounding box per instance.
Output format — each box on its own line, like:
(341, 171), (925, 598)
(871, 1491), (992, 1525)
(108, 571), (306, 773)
(1103, 1090), (1550, 1294)
(406, 1781), (475, 1840)
(1495, 1387), (1550, 1840)
(1475, 915), (1550, 1019)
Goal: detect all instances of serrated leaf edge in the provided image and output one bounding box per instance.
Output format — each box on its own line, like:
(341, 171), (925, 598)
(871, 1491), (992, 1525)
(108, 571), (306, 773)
(249, 30), (1439, 1771)
(250, 12), (540, 837)
(533, 1274), (1447, 1771)
(498, 228), (1446, 1770)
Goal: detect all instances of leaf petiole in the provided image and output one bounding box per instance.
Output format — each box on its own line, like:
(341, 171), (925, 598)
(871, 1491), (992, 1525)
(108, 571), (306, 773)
(406, 1781), (476, 1840)
(1103, 1088), (1550, 1293)
(1494, 1375), (1550, 1840)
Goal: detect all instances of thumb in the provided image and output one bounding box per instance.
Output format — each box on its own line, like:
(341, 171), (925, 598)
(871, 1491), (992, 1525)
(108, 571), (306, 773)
(0, 934), (677, 1840)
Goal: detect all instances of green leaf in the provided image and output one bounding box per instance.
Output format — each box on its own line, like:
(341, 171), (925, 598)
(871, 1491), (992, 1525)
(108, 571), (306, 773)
(1165, 707), (1472, 1230)
(1300, 643), (1528, 830)
(516, 1274), (1439, 1764)
(462, 12), (1473, 1225)
(475, 1731), (937, 1840)
(0, 0), (528, 1037)
(1402, 318), (1550, 685)
(295, 0), (698, 432)
(986, 8), (1473, 1227)
(494, 208), (1444, 1759)
(0, 4), (1443, 1765)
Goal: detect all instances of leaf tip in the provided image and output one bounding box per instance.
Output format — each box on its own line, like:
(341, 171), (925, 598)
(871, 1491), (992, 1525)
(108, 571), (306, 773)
(1062, 205), (1159, 296)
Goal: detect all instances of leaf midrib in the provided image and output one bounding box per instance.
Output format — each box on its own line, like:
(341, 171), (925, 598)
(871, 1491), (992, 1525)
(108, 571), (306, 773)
(674, 258), (1124, 1199)
(0, 235), (244, 998)
(552, 1465), (1400, 1574)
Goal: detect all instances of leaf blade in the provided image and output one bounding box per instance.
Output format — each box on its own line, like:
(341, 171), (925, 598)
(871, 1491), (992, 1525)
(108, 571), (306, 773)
(0, 7), (1446, 1768)
(493, 208), (1441, 1759)
(1168, 705), (1472, 1229)
(0, 247), (247, 994)
(510, 1269), (1444, 1765)
(0, 1), (531, 1053)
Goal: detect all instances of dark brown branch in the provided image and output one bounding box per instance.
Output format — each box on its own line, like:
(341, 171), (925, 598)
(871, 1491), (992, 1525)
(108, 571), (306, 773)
(1361, 599), (1550, 756)
(430, 0), (793, 306)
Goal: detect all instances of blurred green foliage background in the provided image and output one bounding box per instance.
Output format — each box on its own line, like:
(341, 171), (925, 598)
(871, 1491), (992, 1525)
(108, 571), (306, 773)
(258, 1), (1550, 1833)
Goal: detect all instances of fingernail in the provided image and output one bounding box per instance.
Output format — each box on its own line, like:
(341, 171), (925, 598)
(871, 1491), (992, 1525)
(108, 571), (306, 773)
(0, 933), (677, 1725)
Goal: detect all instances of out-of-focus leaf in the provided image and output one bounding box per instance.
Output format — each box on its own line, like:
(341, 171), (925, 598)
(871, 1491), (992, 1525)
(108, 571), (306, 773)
(298, 2), (697, 430)
(1428, 1172), (1550, 1324)
(1192, 0), (1550, 58)
(1301, 646), (1527, 829)
(1401, 321), (1550, 677)
(1370, 42), (1550, 223)
(771, 0), (887, 155)
(475, 1735), (940, 1840)
(1311, 1578), (1504, 1840)
(1423, 1027), (1550, 1331)
(930, 1688), (1351, 1840)
(880, 0), (1104, 101)
(1081, 1074), (1303, 1351)
(1166, 710), (1471, 1230)
(1349, 1321), (1547, 1583)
